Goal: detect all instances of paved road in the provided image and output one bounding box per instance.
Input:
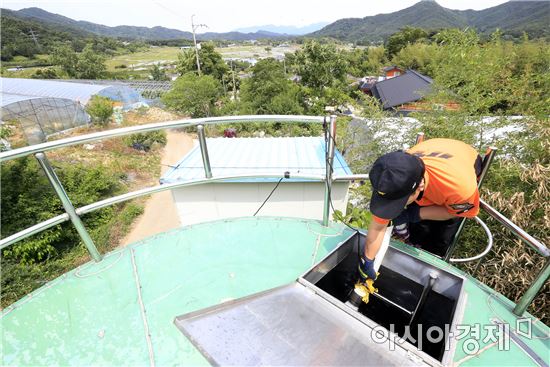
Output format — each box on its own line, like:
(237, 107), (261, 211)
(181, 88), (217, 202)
(121, 130), (194, 246)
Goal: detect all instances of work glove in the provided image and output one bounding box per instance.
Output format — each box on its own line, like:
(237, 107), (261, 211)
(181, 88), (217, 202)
(358, 254), (377, 281)
(392, 204), (421, 226)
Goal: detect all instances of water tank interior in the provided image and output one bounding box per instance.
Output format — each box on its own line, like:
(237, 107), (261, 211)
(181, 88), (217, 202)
(302, 232), (465, 362)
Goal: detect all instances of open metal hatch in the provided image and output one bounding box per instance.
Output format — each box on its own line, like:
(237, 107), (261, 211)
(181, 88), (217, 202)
(174, 232), (466, 366)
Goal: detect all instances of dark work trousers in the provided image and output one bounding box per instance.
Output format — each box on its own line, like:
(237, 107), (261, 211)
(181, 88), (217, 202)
(409, 218), (462, 257)
(408, 154), (482, 257)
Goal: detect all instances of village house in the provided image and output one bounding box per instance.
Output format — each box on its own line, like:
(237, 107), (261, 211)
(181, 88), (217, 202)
(360, 68), (459, 115)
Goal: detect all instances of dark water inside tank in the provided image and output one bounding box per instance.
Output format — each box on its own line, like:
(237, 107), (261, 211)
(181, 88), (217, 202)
(314, 256), (455, 361)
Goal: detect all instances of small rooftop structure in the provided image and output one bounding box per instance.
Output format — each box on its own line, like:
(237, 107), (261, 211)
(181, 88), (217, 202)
(161, 136), (350, 184)
(382, 65), (404, 79)
(371, 70), (433, 110)
(161, 136), (352, 225)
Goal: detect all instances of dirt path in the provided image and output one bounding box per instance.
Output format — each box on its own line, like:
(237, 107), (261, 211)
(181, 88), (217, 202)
(121, 130), (194, 246)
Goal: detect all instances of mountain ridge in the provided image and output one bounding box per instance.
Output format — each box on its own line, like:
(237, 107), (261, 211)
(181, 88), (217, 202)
(5, 7), (291, 41)
(3, 1), (549, 43)
(310, 1), (550, 43)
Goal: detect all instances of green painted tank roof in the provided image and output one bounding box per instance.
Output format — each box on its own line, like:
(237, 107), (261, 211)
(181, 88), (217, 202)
(2, 217), (548, 366)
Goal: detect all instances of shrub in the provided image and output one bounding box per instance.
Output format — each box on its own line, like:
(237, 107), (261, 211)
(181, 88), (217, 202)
(31, 68), (59, 79)
(1, 157), (121, 264)
(124, 131), (167, 151)
(86, 95), (114, 125)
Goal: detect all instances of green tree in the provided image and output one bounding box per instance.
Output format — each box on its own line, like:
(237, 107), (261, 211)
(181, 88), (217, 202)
(386, 26), (428, 57)
(240, 58), (304, 115)
(50, 43), (106, 79)
(294, 41), (348, 89)
(430, 29), (517, 116)
(343, 48), (369, 77)
(364, 46), (388, 75)
(50, 43), (78, 77)
(163, 73), (222, 117)
(86, 96), (113, 125)
(150, 63), (168, 81)
(176, 42), (229, 81)
(75, 44), (106, 79)
(391, 43), (436, 75)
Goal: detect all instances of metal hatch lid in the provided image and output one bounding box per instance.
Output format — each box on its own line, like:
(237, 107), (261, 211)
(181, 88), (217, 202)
(174, 282), (426, 366)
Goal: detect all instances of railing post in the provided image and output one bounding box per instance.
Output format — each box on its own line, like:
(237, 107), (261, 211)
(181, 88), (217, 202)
(323, 115), (337, 226)
(35, 152), (102, 262)
(514, 259), (550, 316)
(445, 146), (498, 261)
(197, 124), (212, 178)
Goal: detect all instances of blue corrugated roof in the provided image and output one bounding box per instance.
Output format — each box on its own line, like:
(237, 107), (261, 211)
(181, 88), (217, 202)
(160, 137), (352, 184)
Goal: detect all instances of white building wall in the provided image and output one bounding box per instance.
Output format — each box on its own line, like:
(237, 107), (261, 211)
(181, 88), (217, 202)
(171, 182), (350, 226)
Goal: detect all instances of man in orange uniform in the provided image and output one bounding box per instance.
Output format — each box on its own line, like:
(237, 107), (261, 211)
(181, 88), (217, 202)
(358, 138), (482, 281)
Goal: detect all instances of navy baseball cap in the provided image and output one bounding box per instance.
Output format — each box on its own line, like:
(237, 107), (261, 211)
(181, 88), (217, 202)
(369, 151), (425, 220)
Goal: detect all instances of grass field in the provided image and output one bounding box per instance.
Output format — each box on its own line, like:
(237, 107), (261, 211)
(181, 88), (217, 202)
(1, 44), (303, 79)
(106, 47), (182, 71)
(106, 44), (301, 72)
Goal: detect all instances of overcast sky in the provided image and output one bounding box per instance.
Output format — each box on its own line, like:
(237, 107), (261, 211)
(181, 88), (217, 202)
(3, 0), (511, 33)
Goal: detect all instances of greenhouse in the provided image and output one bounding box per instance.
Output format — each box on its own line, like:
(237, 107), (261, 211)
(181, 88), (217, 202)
(0, 78), (143, 144)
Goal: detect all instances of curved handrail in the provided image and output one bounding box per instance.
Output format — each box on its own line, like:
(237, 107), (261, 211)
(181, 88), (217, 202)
(480, 199), (549, 257)
(0, 114), (330, 251)
(0, 214), (69, 251)
(0, 173), (320, 249)
(0, 115), (325, 162)
(449, 216), (493, 263)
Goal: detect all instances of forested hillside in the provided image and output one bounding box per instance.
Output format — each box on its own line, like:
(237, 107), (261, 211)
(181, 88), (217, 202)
(312, 1), (550, 43)
(1, 9), (90, 60)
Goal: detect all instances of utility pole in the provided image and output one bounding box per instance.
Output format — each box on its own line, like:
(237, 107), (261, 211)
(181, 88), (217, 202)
(231, 60), (237, 100)
(28, 28), (40, 49)
(191, 15), (207, 75)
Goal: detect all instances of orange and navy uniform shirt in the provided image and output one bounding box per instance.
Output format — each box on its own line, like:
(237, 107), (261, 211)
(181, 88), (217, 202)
(373, 138), (480, 225)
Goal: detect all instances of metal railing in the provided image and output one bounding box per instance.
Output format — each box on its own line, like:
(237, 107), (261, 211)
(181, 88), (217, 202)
(0, 115), (355, 253)
(420, 140), (548, 317)
(450, 199), (550, 316)
(0, 116), (547, 317)
(444, 146), (498, 261)
(449, 216), (493, 263)
(477, 199), (550, 316)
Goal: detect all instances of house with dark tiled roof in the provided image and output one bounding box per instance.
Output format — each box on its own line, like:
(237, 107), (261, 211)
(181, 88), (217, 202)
(372, 70), (432, 110)
(369, 69), (459, 114)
